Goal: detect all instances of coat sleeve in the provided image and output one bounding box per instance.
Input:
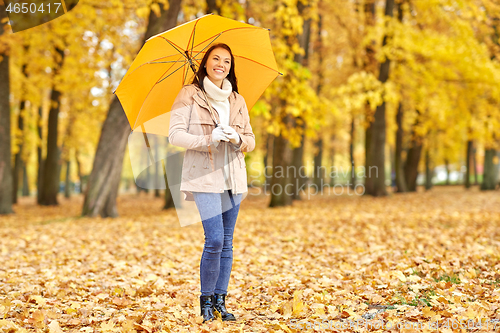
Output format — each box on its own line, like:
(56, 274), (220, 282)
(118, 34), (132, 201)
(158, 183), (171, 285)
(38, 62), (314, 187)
(232, 97), (255, 153)
(168, 86), (213, 152)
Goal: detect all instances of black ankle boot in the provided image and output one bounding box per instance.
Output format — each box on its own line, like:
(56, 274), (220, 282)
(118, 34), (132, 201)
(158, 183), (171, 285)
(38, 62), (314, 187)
(200, 295), (215, 322)
(212, 293), (236, 321)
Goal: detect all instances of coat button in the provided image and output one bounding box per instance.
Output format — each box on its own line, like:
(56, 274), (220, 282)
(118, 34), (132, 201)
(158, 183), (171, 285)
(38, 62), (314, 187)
(192, 165), (195, 168)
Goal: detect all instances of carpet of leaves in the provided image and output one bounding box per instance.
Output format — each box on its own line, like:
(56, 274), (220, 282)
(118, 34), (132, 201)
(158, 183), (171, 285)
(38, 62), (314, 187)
(0, 186), (499, 332)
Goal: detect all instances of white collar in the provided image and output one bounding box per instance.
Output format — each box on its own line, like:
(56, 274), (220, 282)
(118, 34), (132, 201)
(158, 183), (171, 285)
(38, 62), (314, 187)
(204, 76), (232, 102)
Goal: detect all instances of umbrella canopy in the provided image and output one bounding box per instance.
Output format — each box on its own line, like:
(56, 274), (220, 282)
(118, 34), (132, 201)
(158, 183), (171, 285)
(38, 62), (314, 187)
(114, 14), (281, 136)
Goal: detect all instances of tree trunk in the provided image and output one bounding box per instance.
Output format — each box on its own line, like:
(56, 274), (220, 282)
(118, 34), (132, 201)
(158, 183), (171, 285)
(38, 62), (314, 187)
(290, 130), (305, 200)
(481, 148), (499, 190)
(206, 0), (220, 14)
(39, 47), (65, 206)
(144, 145), (151, 193)
(12, 114), (24, 204)
(164, 149), (182, 209)
(82, 97), (131, 217)
(295, 2), (312, 66)
(312, 137), (324, 190)
(13, 101), (25, 204)
(13, 59), (29, 203)
(444, 158), (450, 185)
(425, 149), (432, 190)
(37, 106), (44, 202)
(363, 0), (377, 196)
(289, 1), (312, 200)
(75, 149), (84, 194)
(314, 12), (326, 191)
(395, 102), (407, 192)
(262, 132), (269, 190)
(465, 140), (473, 189)
(365, 0), (393, 197)
(22, 162), (30, 196)
(64, 160), (71, 198)
(393, 3), (406, 193)
(154, 136), (160, 197)
(56, 146), (63, 190)
(0, 3), (13, 214)
(329, 140), (335, 187)
(349, 117), (356, 188)
(363, 0), (377, 73)
(364, 113), (374, 194)
(472, 143), (478, 185)
(82, 0), (182, 217)
(269, 118), (293, 207)
(146, 0), (182, 38)
(389, 145), (395, 189)
(264, 133), (273, 192)
(404, 141), (423, 192)
(366, 101), (388, 196)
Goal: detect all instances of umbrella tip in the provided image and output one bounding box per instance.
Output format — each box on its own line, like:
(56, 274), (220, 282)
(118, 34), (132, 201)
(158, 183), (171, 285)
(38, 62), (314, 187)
(279, 72), (284, 76)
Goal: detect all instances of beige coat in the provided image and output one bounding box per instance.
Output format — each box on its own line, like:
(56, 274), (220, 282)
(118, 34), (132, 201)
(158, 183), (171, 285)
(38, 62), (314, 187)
(168, 84), (255, 201)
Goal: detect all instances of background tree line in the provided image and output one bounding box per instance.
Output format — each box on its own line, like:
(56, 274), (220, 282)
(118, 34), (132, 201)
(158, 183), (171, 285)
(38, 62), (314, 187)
(0, 0), (499, 216)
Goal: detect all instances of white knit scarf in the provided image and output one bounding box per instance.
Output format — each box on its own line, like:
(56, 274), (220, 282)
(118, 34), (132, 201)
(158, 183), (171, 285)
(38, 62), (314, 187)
(203, 76), (232, 102)
(203, 76), (234, 190)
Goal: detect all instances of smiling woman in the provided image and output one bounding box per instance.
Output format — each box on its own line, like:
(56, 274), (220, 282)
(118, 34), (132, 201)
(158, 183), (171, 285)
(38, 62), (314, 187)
(168, 43), (255, 323)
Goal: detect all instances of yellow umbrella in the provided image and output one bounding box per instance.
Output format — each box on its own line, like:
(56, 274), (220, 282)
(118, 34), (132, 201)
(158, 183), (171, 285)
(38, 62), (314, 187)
(114, 13), (281, 137)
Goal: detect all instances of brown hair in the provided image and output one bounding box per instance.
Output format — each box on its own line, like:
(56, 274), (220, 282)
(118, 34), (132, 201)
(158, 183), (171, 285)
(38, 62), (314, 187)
(192, 43), (239, 93)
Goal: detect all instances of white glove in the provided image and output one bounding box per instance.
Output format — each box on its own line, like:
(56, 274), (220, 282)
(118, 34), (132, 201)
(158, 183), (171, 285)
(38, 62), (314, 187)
(220, 125), (240, 144)
(211, 126), (229, 143)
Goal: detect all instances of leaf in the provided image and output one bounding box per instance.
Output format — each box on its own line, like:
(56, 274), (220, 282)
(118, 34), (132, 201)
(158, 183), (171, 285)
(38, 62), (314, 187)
(100, 320), (117, 332)
(292, 290), (304, 316)
(48, 320), (63, 333)
(282, 301), (292, 319)
(393, 271), (407, 282)
(30, 310), (45, 323)
(112, 297), (131, 307)
(422, 307), (436, 318)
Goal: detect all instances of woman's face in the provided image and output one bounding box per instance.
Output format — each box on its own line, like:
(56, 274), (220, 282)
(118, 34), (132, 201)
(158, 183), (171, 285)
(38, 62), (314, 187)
(205, 47), (231, 88)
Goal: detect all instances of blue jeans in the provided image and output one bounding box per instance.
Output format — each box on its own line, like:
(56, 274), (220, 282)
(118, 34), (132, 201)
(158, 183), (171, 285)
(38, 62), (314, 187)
(192, 190), (243, 296)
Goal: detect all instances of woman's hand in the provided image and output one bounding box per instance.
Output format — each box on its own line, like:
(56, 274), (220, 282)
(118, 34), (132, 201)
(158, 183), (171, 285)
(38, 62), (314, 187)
(220, 125), (240, 144)
(212, 126), (229, 143)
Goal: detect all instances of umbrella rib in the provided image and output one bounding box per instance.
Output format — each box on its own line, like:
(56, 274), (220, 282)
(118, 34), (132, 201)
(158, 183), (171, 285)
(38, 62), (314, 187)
(159, 37), (190, 61)
(132, 61), (186, 130)
(158, 37), (197, 84)
(186, 16), (202, 58)
(148, 60), (186, 64)
(190, 33), (222, 62)
(232, 54), (281, 74)
(190, 21), (196, 61)
(183, 60), (191, 85)
(156, 62), (186, 84)
(119, 54), (185, 83)
(182, 33), (223, 84)
(186, 51), (280, 74)
(190, 27), (265, 50)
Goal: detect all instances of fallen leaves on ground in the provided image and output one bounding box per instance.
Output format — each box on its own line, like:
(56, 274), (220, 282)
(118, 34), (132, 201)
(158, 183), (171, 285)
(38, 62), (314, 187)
(0, 186), (499, 332)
